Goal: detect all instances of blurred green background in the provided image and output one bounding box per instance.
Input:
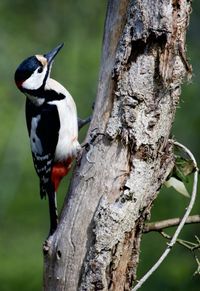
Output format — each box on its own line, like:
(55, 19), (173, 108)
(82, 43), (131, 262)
(0, 0), (199, 290)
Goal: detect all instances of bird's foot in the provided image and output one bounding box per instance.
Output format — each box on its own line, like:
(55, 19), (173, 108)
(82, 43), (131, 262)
(78, 116), (92, 131)
(78, 101), (95, 131)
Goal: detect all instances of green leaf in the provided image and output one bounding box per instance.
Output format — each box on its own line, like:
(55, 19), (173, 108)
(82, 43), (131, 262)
(164, 177), (190, 197)
(171, 156), (195, 183)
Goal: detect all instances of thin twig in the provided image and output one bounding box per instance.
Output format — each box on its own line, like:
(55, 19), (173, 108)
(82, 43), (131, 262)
(195, 235), (200, 244)
(143, 215), (200, 233)
(78, 116), (92, 130)
(159, 231), (200, 274)
(160, 231), (200, 251)
(193, 254), (200, 276)
(132, 140), (199, 291)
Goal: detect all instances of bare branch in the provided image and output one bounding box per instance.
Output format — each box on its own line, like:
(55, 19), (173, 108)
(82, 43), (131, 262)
(143, 215), (200, 233)
(132, 140), (199, 291)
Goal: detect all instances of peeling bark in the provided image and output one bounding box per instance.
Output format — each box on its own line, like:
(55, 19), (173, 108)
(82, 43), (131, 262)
(43, 0), (192, 290)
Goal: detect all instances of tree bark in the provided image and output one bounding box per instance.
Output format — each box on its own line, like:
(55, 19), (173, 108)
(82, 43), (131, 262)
(43, 0), (192, 290)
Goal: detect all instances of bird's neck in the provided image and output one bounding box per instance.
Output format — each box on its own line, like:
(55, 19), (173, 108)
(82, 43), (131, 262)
(45, 78), (67, 96)
(24, 78), (66, 106)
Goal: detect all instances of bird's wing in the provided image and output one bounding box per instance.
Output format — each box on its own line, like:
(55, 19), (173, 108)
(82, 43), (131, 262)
(25, 98), (60, 198)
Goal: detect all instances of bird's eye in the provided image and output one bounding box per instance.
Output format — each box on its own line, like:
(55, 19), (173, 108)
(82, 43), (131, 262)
(38, 67), (43, 73)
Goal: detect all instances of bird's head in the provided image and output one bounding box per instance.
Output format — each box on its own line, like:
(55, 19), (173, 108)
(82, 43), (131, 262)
(14, 43), (64, 92)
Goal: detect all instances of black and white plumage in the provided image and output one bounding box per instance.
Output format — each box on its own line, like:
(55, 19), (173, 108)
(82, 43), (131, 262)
(15, 44), (80, 235)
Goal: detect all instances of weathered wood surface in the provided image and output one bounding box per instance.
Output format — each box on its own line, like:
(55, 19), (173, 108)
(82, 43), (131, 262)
(43, 0), (191, 290)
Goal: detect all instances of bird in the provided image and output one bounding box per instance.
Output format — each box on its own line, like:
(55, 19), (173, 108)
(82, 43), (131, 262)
(14, 44), (81, 235)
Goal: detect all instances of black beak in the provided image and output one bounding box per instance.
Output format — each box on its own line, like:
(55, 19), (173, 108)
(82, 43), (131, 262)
(44, 43), (64, 64)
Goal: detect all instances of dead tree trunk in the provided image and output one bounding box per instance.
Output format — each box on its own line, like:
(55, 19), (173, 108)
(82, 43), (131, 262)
(43, 0), (191, 290)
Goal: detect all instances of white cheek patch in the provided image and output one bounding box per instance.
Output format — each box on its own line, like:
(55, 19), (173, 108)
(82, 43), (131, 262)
(22, 66), (48, 90)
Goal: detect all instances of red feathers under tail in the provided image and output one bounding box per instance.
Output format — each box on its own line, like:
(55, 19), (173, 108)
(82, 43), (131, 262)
(51, 158), (73, 191)
(47, 158), (73, 235)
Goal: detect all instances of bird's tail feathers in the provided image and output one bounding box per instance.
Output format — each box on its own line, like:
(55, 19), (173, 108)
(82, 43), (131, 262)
(48, 188), (58, 236)
(40, 180), (58, 235)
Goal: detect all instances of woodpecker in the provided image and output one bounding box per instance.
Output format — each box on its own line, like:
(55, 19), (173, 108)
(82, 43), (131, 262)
(14, 44), (80, 235)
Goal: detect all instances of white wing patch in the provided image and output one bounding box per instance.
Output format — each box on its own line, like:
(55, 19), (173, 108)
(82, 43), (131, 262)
(30, 115), (43, 155)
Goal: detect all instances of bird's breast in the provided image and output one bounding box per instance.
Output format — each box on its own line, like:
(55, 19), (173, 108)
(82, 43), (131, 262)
(48, 98), (80, 161)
